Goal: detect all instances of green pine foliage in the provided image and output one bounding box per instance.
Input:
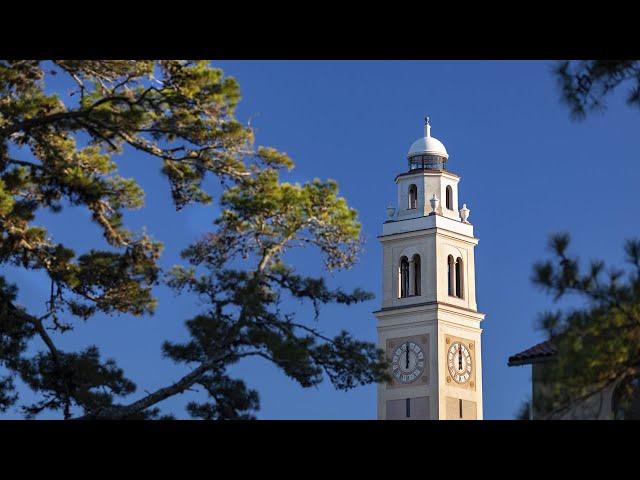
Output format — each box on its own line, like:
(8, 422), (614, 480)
(532, 234), (640, 417)
(555, 60), (640, 119)
(532, 62), (640, 417)
(0, 60), (388, 419)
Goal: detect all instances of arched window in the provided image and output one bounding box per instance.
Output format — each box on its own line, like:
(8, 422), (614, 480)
(408, 185), (417, 209)
(447, 255), (455, 296)
(613, 376), (640, 419)
(412, 254), (421, 296)
(399, 257), (410, 298)
(446, 185), (453, 210)
(455, 257), (464, 299)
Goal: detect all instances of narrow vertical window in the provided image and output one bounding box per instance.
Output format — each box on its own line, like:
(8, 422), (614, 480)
(406, 398), (411, 418)
(412, 255), (421, 296)
(446, 185), (453, 210)
(455, 257), (463, 299)
(399, 257), (409, 298)
(447, 255), (455, 296)
(459, 399), (463, 419)
(408, 184), (417, 209)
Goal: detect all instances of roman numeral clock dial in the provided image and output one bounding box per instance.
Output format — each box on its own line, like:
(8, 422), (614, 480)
(391, 341), (425, 384)
(447, 341), (473, 384)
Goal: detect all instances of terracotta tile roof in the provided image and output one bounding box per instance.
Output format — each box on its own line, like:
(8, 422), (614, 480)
(508, 340), (557, 366)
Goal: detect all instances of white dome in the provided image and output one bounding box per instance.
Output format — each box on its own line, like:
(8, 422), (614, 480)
(408, 136), (448, 158)
(407, 119), (449, 159)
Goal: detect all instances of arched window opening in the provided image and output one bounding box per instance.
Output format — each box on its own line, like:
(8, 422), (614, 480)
(412, 254), (421, 296)
(613, 376), (640, 419)
(447, 255), (455, 296)
(446, 185), (453, 210)
(408, 185), (417, 210)
(399, 257), (410, 298)
(455, 257), (464, 299)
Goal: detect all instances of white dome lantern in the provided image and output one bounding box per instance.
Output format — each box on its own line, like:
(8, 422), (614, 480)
(407, 117), (449, 171)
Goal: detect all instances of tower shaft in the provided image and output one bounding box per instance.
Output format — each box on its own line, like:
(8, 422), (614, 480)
(375, 120), (484, 420)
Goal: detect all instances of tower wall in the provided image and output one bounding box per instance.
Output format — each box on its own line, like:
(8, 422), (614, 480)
(375, 120), (484, 420)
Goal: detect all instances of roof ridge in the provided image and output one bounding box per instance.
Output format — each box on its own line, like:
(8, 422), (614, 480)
(508, 339), (558, 367)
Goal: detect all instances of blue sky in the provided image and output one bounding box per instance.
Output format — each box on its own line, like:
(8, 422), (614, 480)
(5, 61), (640, 419)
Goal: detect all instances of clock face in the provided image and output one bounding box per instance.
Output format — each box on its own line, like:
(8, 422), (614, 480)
(447, 341), (473, 384)
(391, 341), (425, 384)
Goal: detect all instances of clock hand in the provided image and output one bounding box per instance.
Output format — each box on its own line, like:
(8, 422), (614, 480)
(458, 345), (462, 372)
(405, 342), (409, 369)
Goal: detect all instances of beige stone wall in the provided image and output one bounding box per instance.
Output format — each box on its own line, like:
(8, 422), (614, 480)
(396, 171), (461, 221)
(445, 397), (477, 420)
(532, 362), (618, 420)
(379, 225), (478, 310)
(380, 231), (437, 308)
(436, 233), (478, 311)
(437, 316), (483, 419)
(386, 396), (431, 420)
(376, 167), (484, 420)
(375, 302), (483, 420)
(376, 307), (440, 420)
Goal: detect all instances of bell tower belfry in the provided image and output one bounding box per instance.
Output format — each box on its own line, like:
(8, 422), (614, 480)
(374, 118), (485, 420)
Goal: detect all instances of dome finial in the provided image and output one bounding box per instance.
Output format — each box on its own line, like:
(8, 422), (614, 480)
(408, 116), (449, 163)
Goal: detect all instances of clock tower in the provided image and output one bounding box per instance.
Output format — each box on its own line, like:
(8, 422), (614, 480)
(374, 118), (484, 420)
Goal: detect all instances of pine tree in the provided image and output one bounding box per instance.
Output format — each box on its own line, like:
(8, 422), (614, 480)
(529, 61), (640, 417)
(0, 60), (388, 419)
(531, 234), (640, 417)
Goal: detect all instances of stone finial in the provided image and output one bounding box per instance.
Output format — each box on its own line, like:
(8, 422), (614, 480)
(386, 205), (396, 220)
(460, 203), (470, 223)
(424, 116), (431, 138)
(429, 193), (439, 214)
